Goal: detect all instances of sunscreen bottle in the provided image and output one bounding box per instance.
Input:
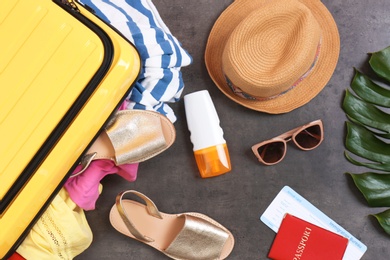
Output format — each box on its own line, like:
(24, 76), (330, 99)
(184, 90), (231, 178)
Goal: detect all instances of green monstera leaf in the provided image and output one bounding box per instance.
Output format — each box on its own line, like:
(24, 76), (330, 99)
(343, 90), (390, 133)
(343, 45), (390, 235)
(347, 172), (390, 207)
(345, 152), (390, 172)
(369, 46), (390, 82)
(351, 69), (390, 107)
(373, 209), (390, 235)
(345, 121), (390, 164)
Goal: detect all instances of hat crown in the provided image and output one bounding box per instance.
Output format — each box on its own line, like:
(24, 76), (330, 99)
(222, 0), (321, 98)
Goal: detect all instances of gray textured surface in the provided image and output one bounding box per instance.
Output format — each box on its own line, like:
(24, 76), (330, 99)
(76, 0), (390, 259)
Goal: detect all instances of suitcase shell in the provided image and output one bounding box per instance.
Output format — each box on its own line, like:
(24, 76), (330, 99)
(0, 0), (140, 258)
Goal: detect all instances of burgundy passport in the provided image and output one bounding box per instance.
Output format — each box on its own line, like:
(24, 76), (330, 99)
(268, 214), (349, 260)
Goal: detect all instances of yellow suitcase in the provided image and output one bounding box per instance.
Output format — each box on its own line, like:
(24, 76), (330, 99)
(0, 0), (140, 258)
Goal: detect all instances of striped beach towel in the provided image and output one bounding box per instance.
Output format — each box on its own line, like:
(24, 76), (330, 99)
(80, 0), (193, 122)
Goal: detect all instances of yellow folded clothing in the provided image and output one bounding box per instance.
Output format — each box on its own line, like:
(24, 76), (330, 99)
(17, 188), (93, 260)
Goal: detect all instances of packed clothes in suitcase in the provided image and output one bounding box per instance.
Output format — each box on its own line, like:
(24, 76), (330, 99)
(0, 0), (140, 258)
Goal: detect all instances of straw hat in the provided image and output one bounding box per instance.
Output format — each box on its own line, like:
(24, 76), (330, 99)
(205, 0), (340, 113)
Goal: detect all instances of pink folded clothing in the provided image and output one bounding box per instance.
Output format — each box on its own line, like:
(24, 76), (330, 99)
(64, 160), (138, 211)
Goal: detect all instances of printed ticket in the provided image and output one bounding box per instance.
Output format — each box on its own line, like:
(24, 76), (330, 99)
(260, 186), (367, 260)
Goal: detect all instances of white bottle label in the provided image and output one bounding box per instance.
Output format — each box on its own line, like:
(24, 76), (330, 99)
(184, 90), (226, 151)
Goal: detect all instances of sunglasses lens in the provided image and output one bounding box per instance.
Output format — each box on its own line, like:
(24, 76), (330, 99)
(295, 124), (322, 149)
(257, 141), (285, 164)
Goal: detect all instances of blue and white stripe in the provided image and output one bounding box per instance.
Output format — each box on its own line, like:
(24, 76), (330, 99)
(80, 0), (192, 122)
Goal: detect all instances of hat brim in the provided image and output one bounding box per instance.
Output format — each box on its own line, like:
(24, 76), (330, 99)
(205, 0), (340, 114)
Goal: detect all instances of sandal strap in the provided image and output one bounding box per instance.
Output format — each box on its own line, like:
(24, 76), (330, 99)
(165, 213), (229, 260)
(70, 152), (97, 178)
(116, 190), (163, 242)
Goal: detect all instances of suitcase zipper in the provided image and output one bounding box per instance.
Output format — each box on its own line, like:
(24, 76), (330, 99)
(61, 0), (80, 12)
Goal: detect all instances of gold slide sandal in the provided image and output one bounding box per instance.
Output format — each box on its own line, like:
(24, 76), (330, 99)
(73, 109), (176, 177)
(109, 190), (235, 260)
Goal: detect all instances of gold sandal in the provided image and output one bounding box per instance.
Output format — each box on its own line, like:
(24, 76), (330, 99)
(73, 110), (175, 177)
(109, 190), (235, 260)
